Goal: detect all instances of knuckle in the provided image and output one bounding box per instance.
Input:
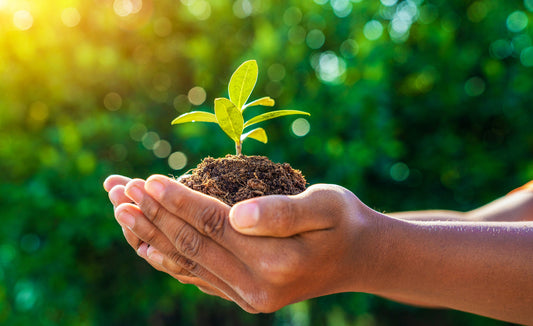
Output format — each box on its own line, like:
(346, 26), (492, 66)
(173, 225), (202, 259)
(141, 198), (166, 225)
(169, 251), (199, 273)
(143, 226), (159, 245)
(269, 198), (296, 235)
(197, 206), (226, 240)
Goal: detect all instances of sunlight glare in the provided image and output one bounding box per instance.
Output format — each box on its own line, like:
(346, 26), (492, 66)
(61, 7), (81, 27)
(13, 10), (33, 30)
(113, 0), (143, 17)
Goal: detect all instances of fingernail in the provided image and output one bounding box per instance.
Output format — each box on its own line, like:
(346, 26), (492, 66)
(137, 243), (148, 257)
(109, 191), (119, 206)
(117, 211), (135, 229)
(127, 186), (143, 203)
(145, 179), (164, 198)
(148, 249), (163, 265)
(232, 203), (259, 229)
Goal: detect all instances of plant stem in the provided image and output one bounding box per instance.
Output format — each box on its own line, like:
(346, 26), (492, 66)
(235, 142), (242, 156)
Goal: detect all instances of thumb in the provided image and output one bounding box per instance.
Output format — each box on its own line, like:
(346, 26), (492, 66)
(229, 185), (343, 237)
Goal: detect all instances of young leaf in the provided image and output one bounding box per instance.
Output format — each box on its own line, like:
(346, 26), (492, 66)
(171, 111), (217, 125)
(244, 110), (310, 128)
(241, 127), (268, 143)
(214, 98), (243, 143)
(242, 96), (275, 112)
(229, 60), (258, 110)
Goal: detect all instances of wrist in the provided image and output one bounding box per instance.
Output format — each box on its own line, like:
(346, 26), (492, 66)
(338, 193), (401, 295)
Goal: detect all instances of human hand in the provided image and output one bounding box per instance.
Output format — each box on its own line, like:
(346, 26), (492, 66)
(112, 175), (384, 313)
(103, 175), (232, 301)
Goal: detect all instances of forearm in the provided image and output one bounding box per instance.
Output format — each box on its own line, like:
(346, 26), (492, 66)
(389, 191), (533, 222)
(364, 215), (533, 324)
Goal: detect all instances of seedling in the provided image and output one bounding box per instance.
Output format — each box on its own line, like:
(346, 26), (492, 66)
(171, 60), (310, 155)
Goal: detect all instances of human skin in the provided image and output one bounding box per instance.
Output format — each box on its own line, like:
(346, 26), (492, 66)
(104, 174), (533, 324)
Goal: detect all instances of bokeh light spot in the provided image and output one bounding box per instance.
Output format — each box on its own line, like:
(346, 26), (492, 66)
(129, 123), (147, 141)
(340, 39), (359, 58)
(169, 151), (188, 170)
(188, 86), (207, 105)
(268, 63), (286, 82)
(29, 101), (49, 122)
(291, 118), (311, 137)
(61, 7), (81, 27)
(13, 10), (33, 31)
(187, 0), (211, 20)
(520, 46), (533, 66)
(467, 2), (488, 23)
(512, 34), (532, 54)
(174, 94), (191, 111)
(113, 0), (143, 17)
(20, 234), (40, 253)
(464, 77), (486, 97)
(288, 25), (306, 44)
(103, 92), (123, 111)
(153, 17), (172, 37)
(526, 0), (533, 12)
(109, 144), (128, 162)
(15, 280), (38, 311)
(76, 151), (96, 174)
(0, 244), (16, 266)
(490, 39), (513, 59)
(381, 0), (398, 7)
(233, 0), (253, 18)
(390, 162), (410, 182)
(142, 131), (160, 150)
(506, 11), (528, 33)
(363, 20), (383, 40)
(283, 7), (303, 26)
(315, 51), (346, 84)
(306, 29), (326, 49)
(331, 0), (352, 18)
(153, 140), (171, 158)
(152, 73), (171, 92)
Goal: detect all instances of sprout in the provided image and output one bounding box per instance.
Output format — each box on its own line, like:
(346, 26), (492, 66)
(172, 60), (310, 155)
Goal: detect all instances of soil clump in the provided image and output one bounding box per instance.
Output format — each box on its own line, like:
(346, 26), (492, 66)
(179, 155), (307, 206)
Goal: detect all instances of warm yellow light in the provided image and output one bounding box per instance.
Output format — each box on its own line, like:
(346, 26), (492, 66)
(61, 7), (81, 27)
(13, 10), (33, 30)
(113, 0), (142, 17)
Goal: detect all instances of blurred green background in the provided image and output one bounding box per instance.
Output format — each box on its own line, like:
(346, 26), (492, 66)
(1, 0), (531, 324)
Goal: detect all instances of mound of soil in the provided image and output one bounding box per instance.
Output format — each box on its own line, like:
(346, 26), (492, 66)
(178, 155), (307, 206)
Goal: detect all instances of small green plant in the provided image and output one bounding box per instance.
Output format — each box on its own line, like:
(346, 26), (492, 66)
(172, 60), (310, 155)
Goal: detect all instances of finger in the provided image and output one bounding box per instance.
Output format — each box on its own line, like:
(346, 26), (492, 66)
(197, 285), (232, 301)
(143, 246), (232, 300)
(117, 191), (249, 286)
(114, 202), (256, 311)
(136, 175), (303, 264)
(109, 185), (133, 208)
(228, 184), (345, 237)
(142, 175), (232, 242)
(104, 175), (132, 192)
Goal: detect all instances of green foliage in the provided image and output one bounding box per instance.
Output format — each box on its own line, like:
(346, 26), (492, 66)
(1, 0), (532, 325)
(172, 60), (310, 155)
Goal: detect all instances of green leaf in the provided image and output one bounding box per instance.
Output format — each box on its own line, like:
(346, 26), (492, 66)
(228, 60), (258, 110)
(171, 111), (217, 125)
(214, 98), (243, 143)
(242, 96), (275, 111)
(241, 127), (268, 143)
(244, 110), (310, 128)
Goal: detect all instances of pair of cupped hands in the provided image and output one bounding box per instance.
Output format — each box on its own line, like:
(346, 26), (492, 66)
(104, 174), (382, 313)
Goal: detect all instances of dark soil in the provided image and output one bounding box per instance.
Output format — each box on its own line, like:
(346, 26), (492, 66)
(178, 154), (307, 206)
